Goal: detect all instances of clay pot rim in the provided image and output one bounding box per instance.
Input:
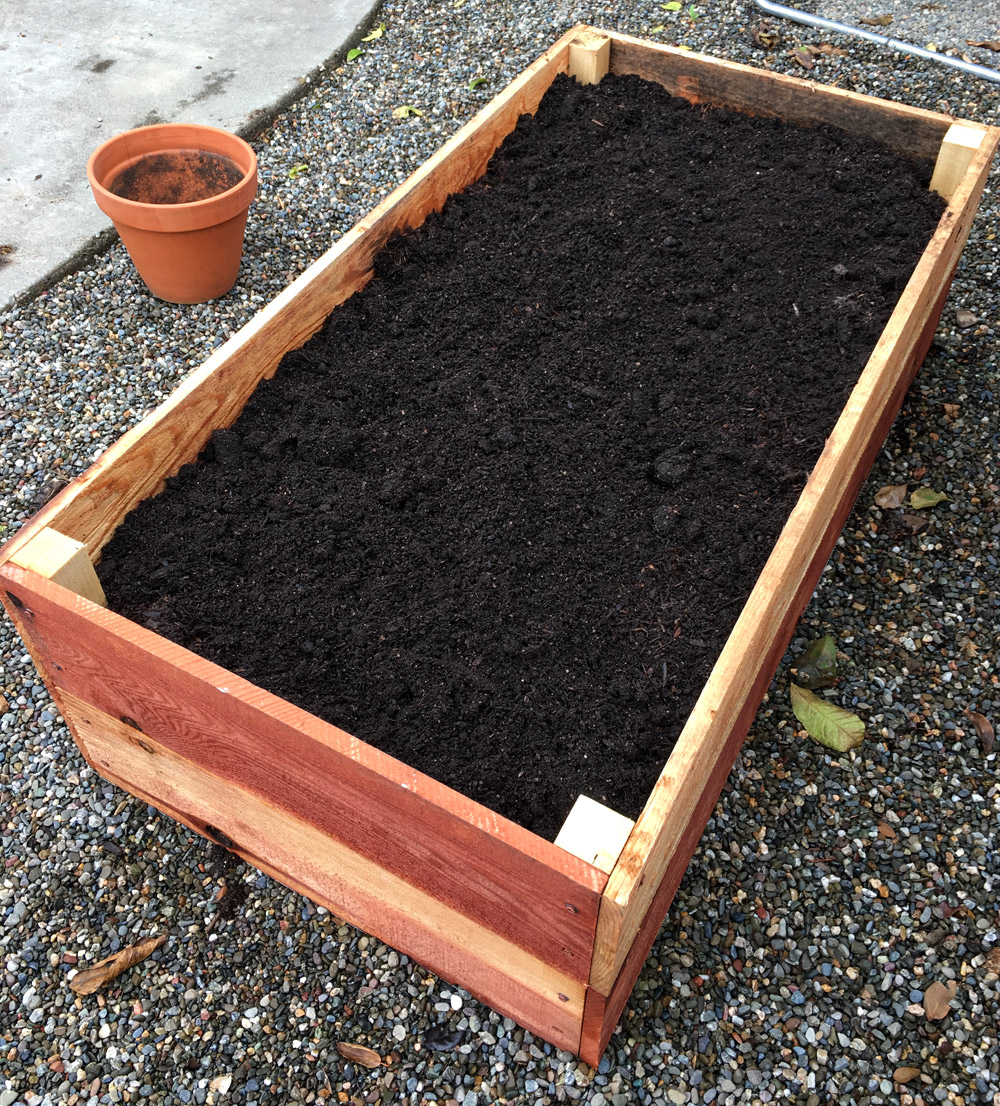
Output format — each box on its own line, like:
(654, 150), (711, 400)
(87, 123), (258, 232)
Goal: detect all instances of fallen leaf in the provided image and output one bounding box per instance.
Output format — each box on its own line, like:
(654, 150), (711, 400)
(859, 14), (893, 26)
(963, 709), (995, 753)
(650, 24), (666, 32)
(361, 22), (385, 41)
(875, 483), (908, 509)
(899, 512), (929, 534)
(335, 1042), (383, 1068)
(877, 821), (897, 840)
(922, 980), (957, 1020)
(791, 635), (838, 690)
(346, 47), (364, 61)
(788, 46), (814, 69)
(894, 1066), (921, 1084)
(661, 1), (682, 9)
(984, 948), (1000, 975)
(967, 40), (1000, 51)
(422, 1025), (464, 1051)
(811, 42), (848, 56)
(751, 22), (781, 48)
(942, 403), (960, 421)
(209, 1074), (233, 1095)
(468, 76), (488, 90)
(69, 934), (166, 995)
(910, 487), (949, 509)
(287, 163), (309, 180)
(790, 683), (865, 752)
(392, 104), (424, 119)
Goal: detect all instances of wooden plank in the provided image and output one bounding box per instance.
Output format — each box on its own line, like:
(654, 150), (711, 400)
(606, 30), (954, 160)
(555, 796), (634, 875)
(0, 564), (607, 983)
(8, 527), (107, 607)
(57, 689), (586, 1051)
(930, 123), (988, 202)
(590, 119), (1000, 997)
(0, 26), (578, 572)
(568, 29), (611, 85)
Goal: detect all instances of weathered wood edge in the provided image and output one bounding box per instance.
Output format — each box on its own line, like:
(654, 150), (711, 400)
(590, 123), (1000, 1006)
(605, 29), (970, 161)
(57, 690), (588, 1051)
(0, 25), (580, 572)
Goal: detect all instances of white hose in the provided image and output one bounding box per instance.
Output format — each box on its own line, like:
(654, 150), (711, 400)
(751, 0), (1000, 84)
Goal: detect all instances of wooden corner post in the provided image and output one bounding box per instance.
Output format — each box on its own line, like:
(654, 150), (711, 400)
(568, 30), (611, 85)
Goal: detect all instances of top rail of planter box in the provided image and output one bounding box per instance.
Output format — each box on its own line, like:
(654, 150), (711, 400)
(2, 26), (997, 1065)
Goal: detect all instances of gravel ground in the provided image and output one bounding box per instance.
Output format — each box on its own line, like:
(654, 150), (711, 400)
(2, 2), (1000, 1104)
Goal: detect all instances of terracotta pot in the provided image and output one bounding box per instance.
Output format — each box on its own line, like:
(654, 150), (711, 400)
(87, 123), (258, 304)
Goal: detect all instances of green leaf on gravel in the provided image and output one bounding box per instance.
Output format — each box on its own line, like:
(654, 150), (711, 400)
(791, 635), (838, 690)
(361, 22), (385, 41)
(392, 104), (424, 118)
(689, 3), (698, 17)
(650, 24), (666, 32)
(469, 77), (489, 90)
(287, 163), (309, 179)
(791, 683), (865, 752)
(909, 487), (949, 509)
(661, 1), (682, 9)
(346, 47), (364, 61)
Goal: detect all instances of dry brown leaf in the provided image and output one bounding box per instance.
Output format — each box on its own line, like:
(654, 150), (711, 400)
(984, 948), (1000, 975)
(875, 483), (908, 509)
(788, 46), (814, 69)
(963, 709), (995, 753)
(877, 821), (898, 840)
(752, 22), (781, 48)
(900, 512), (929, 534)
(942, 403), (960, 421)
(893, 1066), (921, 1084)
(967, 39), (1000, 51)
(860, 14), (893, 26)
(69, 934), (166, 995)
(812, 43), (848, 56)
(335, 1042), (383, 1068)
(922, 980), (958, 1020)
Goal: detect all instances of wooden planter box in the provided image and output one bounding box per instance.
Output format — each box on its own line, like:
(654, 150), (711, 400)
(2, 27), (997, 1065)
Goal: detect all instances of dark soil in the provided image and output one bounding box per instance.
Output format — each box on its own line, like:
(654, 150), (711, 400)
(109, 150), (244, 204)
(98, 73), (943, 840)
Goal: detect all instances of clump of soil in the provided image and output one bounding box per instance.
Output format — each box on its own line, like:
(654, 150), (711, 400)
(98, 73), (943, 840)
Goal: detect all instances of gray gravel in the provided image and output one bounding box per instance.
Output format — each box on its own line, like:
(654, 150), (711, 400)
(3, 1), (1000, 1104)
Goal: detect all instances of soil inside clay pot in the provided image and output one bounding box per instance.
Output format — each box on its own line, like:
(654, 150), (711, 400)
(109, 150), (244, 204)
(97, 73), (944, 840)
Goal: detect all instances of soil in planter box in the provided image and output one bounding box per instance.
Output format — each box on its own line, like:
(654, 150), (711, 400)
(98, 73), (943, 841)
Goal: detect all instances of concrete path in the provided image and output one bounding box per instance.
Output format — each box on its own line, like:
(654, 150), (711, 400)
(0, 0), (380, 308)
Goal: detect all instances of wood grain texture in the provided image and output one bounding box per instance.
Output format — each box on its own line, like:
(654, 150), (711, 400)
(8, 527), (107, 607)
(590, 120), (999, 997)
(58, 689), (586, 1051)
(607, 31), (955, 161)
(0, 27), (578, 573)
(0, 564), (606, 982)
(568, 29), (611, 85)
(930, 123), (988, 202)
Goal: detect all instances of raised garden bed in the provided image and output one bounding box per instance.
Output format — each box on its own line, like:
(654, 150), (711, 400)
(2, 27), (997, 1064)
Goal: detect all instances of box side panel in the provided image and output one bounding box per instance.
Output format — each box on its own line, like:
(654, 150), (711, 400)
(0, 569), (605, 987)
(57, 690), (585, 1052)
(0, 30), (575, 573)
(607, 32), (952, 160)
(589, 125), (999, 1006)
